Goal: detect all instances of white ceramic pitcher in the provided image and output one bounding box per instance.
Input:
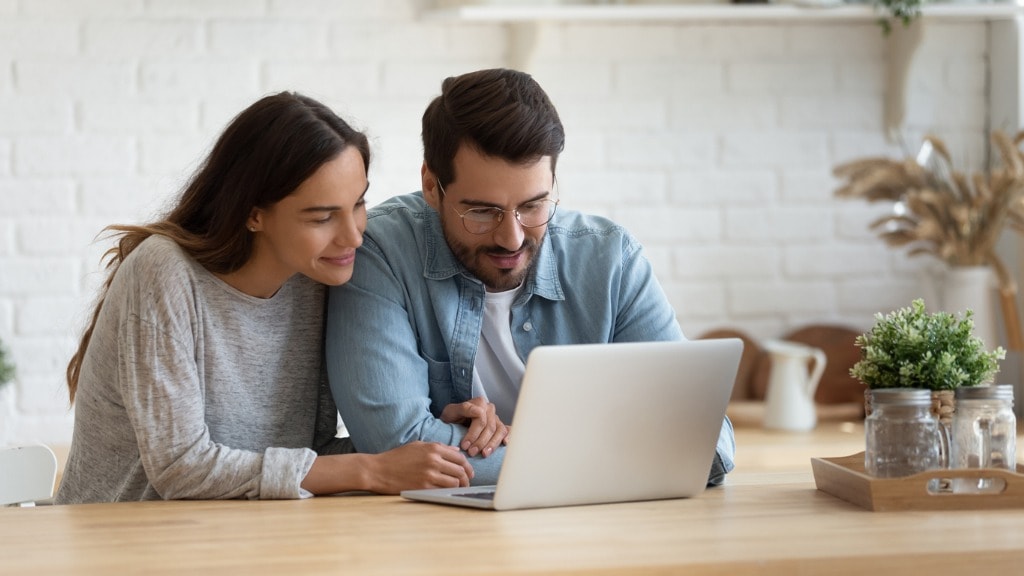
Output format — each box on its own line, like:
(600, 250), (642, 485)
(762, 339), (827, 432)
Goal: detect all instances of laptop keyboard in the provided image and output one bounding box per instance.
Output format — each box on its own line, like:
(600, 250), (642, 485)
(453, 490), (496, 500)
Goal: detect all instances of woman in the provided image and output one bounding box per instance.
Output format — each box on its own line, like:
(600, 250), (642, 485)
(56, 92), (473, 503)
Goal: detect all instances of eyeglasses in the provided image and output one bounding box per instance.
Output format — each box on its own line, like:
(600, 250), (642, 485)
(436, 179), (559, 235)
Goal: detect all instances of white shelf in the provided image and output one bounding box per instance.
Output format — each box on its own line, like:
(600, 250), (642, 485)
(423, 3), (1022, 23)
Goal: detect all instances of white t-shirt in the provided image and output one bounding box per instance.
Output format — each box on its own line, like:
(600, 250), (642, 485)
(471, 287), (526, 423)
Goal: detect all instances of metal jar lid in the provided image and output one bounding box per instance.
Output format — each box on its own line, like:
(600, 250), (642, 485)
(870, 388), (932, 405)
(955, 384), (1015, 401)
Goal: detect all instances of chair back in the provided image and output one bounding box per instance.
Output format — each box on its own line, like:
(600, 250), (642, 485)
(0, 445), (58, 506)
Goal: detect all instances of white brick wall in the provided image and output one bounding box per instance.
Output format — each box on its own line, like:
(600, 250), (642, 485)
(0, 1), (1000, 446)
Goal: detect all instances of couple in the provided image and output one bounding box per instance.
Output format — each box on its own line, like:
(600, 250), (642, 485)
(56, 68), (735, 504)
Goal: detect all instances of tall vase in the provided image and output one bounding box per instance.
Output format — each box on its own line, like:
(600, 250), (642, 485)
(942, 266), (998, 350)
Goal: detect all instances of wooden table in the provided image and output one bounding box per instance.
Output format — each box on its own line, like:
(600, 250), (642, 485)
(4, 469), (1024, 575)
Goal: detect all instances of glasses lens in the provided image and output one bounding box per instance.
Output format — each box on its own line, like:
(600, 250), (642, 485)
(463, 208), (502, 234)
(517, 199), (556, 228)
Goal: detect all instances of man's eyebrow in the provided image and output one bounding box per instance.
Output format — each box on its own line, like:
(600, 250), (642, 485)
(460, 190), (550, 208)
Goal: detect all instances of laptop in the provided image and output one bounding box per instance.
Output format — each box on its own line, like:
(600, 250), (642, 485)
(401, 338), (742, 511)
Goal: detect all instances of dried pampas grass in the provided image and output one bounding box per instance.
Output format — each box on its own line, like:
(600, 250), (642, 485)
(834, 131), (1024, 349)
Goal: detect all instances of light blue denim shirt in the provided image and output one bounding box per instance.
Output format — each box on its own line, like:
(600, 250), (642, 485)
(326, 192), (735, 485)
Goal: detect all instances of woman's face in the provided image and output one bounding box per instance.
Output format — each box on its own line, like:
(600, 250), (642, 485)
(249, 146), (369, 290)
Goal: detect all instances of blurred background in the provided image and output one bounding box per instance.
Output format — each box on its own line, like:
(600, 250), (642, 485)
(1, 0), (1021, 445)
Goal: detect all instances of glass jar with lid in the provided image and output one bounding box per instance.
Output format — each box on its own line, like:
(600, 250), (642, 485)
(865, 388), (946, 478)
(949, 384), (1016, 492)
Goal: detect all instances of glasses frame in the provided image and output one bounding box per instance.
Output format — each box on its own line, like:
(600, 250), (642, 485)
(435, 179), (559, 235)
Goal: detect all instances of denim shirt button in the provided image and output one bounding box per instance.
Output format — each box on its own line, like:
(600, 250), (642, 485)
(523, 321), (533, 332)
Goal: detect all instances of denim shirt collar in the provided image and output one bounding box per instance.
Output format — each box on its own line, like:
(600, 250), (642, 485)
(420, 201), (565, 303)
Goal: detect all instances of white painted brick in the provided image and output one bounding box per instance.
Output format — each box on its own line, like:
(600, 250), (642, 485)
(559, 97), (667, 130)
(7, 412), (76, 446)
(780, 95), (883, 131)
(0, 179), (76, 215)
(781, 170), (837, 203)
(672, 245), (779, 279)
(139, 58), (259, 98)
(271, 0), (416, 20)
(381, 61), (498, 100)
(15, 58), (135, 99)
(16, 373), (70, 415)
(838, 278), (925, 316)
(670, 96), (776, 131)
(201, 94), (273, 132)
(329, 23), (449, 61)
(0, 21), (79, 57)
(0, 299), (12, 333)
(728, 61), (838, 95)
(0, 258), (79, 294)
(530, 61), (612, 99)
(264, 61), (380, 100)
(443, 23), (508, 61)
(84, 20), (203, 56)
(0, 0), (15, 15)
(0, 60), (11, 96)
(670, 171), (776, 206)
(725, 206), (832, 242)
(945, 56), (987, 94)
(838, 60), (886, 95)
(721, 133), (828, 169)
(0, 140), (10, 176)
(563, 24), (675, 60)
(15, 136), (135, 176)
(615, 61), (723, 97)
(614, 206), (720, 243)
(556, 171), (667, 205)
(831, 131), (902, 166)
(905, 56), (946, 94)
(145, 0), (266, 18)
(641, 244), (673, 279)
(209, 20), (329, 59)
(697, 25), (787, 60)
(787, 24), (885, 58)
(21, 0), (142, 17)
(784, 244), (890, 278)
(662, 282), (728, 318)
(605, 132), (678, 168)
(79, 176), (175, 220)
(556, 129), (606, 170)
(81, 98), (200, 134)
(139, 134), (211, 176)
(833, 201), (897, 241)
(15, 297), (80, 337)
(731, 280), (835, 315)
(0, 220), (12, 255)
(16, 217), (109, 257)
(919, 23), (987, 56)
(0, 97), (73, 134)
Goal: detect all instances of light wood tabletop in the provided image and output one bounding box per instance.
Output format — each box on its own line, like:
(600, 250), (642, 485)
(5, 469), (1024, 575)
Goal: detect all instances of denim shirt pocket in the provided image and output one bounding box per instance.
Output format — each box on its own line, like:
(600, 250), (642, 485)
(423, 354), (455, 417)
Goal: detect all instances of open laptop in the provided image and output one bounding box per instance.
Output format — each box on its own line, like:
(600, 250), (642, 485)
(401, 338), (742, 511)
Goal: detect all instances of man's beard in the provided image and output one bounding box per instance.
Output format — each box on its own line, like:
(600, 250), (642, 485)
(441, 216), (541, 292)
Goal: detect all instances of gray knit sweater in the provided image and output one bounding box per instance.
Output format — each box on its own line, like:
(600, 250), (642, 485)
(56, 235), (349, 503)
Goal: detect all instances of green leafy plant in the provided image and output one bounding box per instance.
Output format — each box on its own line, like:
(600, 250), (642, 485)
(876, 0), (924, 35)
(0, 337), (14, 389)
(851, 299), (1005, 390)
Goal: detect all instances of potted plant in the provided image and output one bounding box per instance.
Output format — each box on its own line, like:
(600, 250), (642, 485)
(851, 298), (1005, 425)
(0, 337), (14, 391)
(875, 0), (924, 35)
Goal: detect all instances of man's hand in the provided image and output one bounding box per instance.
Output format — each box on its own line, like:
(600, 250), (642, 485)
(366, 442), (474, 494)
(440, 396), (510, 457)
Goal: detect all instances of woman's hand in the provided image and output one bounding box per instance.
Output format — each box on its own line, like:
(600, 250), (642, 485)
(440, 397), (510, 458)
(366, 442), (474, 494)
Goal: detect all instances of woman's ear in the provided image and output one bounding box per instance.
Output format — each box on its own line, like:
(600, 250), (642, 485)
(247, 208), (264, 233)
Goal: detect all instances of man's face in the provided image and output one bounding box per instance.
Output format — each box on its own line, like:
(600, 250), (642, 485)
(423, 145), (555, 292)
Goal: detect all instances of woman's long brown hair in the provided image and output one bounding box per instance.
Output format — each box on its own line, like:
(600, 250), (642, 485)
(66, 92), (370, 403)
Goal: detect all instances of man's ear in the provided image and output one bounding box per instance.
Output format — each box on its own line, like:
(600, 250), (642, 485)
(422, 163), (440, 209)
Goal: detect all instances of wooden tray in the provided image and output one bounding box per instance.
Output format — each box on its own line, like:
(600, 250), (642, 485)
(811, 452), (1024, 511)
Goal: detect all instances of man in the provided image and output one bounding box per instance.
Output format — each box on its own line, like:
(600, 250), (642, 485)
(326, 68), (734, 485)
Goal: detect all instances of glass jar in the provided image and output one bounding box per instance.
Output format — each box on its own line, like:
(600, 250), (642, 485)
(865, 388), (945, 478)
(950, 385), (1016, 492)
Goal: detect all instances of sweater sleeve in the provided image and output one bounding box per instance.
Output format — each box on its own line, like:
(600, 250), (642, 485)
(117, 312), (317, 500)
